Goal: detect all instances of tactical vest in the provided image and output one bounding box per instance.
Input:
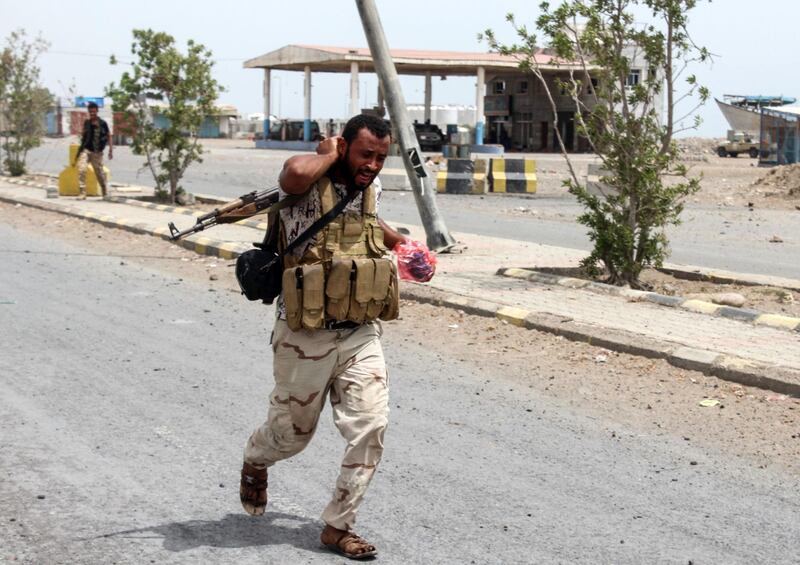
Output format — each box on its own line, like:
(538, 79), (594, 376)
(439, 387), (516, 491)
(279, 178), (399, 331)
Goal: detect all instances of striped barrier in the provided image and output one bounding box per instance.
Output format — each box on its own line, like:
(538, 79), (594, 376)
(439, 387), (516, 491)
(489, 158), (537, 193)
(436, 159), (487, 194)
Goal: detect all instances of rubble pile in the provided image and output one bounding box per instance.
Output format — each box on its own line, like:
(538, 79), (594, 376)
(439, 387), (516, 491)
(753, 164), (800, 197)
(675, 137), (721, 161)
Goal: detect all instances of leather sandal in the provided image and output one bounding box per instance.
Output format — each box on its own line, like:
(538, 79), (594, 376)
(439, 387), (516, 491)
(321, 525), (377, 560)
(239, 462), (267, 516)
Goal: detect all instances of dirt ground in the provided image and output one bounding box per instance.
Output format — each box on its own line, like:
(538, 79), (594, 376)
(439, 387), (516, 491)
(516, 137), (800, 210)
(676, 138), (800, 210)
(2, 201), (797, 477)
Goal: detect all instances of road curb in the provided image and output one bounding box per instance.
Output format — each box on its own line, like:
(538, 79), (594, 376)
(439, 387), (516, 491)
(0, 193), (251, 260)
(401, 282), (800, 396)
(498, 267), (800, 333)
(4, 173), (145, 193)
(104, 196), (269, 232)
(5, 172), (227, 199)
(657, 265), (800, 293)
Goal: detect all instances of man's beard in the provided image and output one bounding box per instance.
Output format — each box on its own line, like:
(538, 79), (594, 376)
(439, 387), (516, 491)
(342, 148), (375, 189)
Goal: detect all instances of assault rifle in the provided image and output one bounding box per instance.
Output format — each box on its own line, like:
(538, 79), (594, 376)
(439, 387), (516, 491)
(168, 186), (280, 241)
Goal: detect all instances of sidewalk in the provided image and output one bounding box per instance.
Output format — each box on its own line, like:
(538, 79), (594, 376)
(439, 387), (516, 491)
(2, 178), (799, 395)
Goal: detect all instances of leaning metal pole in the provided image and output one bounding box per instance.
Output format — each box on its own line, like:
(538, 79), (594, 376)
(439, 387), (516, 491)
(355, 0), (456, 252)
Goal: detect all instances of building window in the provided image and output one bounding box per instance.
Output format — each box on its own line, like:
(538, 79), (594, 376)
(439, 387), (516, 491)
(587, 77), (599, 95)
(493, 80), (506, 94)
(626, 69), (641, 87)
(517, 80), (529, 94)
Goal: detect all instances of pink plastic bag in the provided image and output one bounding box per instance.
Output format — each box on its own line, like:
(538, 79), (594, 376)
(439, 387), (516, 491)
(394, 240), (437, 282)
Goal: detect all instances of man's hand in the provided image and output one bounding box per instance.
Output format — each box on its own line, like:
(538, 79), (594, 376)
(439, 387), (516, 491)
(108, 148), (114, 160)
(279, 137), (342, 194)
(316, 136), (343, 157)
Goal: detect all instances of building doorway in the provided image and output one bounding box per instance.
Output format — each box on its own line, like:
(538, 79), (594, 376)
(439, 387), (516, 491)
(555, 111), (575, 151)
(488, 116), (512, 149)
(540, 122), (549, 151)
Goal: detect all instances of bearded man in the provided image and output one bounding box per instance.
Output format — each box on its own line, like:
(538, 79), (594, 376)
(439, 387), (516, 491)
(240, 114), (413, 559)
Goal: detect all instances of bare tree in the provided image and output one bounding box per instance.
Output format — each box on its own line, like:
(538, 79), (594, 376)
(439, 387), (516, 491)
(483, 1), (710, 287)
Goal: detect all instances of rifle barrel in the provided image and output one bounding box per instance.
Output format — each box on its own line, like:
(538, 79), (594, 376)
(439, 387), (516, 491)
(167, 186), (280, 241)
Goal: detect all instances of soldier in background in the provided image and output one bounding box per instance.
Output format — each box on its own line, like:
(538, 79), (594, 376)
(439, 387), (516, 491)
(75, 101), (112, 199)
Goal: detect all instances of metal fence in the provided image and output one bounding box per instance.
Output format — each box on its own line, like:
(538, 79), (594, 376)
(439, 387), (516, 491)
(760, 108), (800, 166)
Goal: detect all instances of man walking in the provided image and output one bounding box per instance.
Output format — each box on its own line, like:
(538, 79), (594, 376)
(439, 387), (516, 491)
(76, 101), (112, 199)
(240, 114), (419, 559)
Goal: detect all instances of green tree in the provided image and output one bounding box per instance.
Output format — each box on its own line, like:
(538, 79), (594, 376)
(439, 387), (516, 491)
(0, 29), (53, 176)
(483, 1), (710, 287)
(106, 29), (223, 203)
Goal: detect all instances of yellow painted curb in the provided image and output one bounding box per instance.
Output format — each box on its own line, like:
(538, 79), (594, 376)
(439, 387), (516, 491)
(193, 236), (214, 255)
(754, 314), (800, 331)
(216, 242), (242, 260)
(502, 268), (532, 280)
(681, 299), (721, 315)
(496, 306), (529, 327)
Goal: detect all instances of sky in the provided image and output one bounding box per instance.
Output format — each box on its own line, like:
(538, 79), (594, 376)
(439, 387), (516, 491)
(2, 0), (797, 137)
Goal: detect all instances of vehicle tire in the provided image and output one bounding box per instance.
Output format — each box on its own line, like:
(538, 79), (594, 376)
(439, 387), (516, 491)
(729, 152), (739, 158)
(717, 147), (728, 158)
(749, 147), (759, 159)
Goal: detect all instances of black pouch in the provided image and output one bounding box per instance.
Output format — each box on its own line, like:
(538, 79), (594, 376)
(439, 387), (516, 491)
(235, 247), (282, 303)
(236, 210), (283, 304)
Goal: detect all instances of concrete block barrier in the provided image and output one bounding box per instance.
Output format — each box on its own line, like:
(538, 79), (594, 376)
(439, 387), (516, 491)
(436, 159), (487, 194)
(489, 158), (537, 193)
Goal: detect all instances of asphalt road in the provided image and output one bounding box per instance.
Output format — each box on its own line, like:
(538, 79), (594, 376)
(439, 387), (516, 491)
(25, 139), (800, 280)
(2, 222), (799, 563)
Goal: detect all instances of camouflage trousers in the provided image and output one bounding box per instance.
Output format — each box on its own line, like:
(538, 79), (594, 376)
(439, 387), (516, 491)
(77, 151), (107, 196)
(244, 319), (389, 531)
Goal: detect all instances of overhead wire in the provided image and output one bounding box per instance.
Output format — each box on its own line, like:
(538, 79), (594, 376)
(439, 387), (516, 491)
(43, 49), (245, 64)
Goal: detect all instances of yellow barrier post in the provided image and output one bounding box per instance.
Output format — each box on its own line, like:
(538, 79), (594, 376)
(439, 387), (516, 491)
(58, 143), (111, 197)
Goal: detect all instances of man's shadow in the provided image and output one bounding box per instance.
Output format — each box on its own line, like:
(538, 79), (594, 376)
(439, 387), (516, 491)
(96, 511), (328, 555)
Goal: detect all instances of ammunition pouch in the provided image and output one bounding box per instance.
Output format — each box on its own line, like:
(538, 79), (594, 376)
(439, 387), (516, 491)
(281, 258), (399, 331)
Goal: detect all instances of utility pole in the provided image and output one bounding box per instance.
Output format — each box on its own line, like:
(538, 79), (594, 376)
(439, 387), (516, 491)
(355, 0), (455, 252)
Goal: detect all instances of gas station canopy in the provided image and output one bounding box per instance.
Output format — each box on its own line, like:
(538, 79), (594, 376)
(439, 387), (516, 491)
(243, 44), (563, 76)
